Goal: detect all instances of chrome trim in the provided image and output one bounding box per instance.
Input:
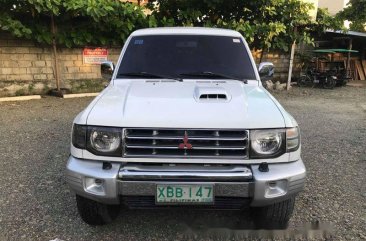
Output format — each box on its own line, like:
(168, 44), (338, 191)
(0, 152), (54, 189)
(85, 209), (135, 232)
(65, 156), (305, 207)
(125, 145), (247, 150)
(121, 128), (127, 158)
(125, 136), (248, 141)
(118, 164), (253, 181)
(120, 154), (248, 159)
(122, 128), (249, 159)
(118, 181), (252, 198)
(65, 156), (121, 204)
(250, 159), (306, 206)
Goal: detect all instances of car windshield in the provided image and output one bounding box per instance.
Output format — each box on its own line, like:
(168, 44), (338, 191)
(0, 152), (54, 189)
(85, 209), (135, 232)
(117, 35), (256, 81)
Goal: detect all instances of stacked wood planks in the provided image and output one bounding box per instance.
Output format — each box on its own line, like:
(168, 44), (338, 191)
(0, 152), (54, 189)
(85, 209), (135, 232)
(351, 59), (366, 80)
(362, 60), (366, 80)
(356, 60), (365, 80)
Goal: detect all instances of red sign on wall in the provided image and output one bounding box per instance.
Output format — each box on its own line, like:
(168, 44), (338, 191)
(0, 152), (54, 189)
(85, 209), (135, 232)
(83, 48), (108, 64)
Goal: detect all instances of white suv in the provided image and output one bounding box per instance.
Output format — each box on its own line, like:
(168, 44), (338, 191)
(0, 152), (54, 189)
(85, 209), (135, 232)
(66, 27), (305, 229)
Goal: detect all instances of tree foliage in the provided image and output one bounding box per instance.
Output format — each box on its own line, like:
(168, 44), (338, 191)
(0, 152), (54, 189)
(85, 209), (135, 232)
(0, 0), (152, 47)
(147, 0), (340, 51)
(0, 0), (342, 51)
(315, 8), (344, 34)
(337, 0), (366, 32)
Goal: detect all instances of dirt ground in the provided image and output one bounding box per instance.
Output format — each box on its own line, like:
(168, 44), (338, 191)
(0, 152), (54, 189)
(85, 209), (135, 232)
(0, 86), (365, 240)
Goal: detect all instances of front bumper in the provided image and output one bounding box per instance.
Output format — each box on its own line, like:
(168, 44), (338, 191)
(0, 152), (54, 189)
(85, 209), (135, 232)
(65, 156), (306, 207)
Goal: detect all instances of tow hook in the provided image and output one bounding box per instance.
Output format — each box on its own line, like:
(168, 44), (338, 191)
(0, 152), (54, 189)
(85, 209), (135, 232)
(258, 162), (269, 172)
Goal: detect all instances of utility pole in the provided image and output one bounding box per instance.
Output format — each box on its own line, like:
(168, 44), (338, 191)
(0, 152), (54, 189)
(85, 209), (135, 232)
(287, 26), (297, 91)
(346, 38), (352, 78)
(51, 14), (60, 92)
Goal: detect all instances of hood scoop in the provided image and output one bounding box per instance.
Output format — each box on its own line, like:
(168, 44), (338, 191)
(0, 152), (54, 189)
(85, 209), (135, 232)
(194, 86), (231, 102)
(199, 94), (227, 100)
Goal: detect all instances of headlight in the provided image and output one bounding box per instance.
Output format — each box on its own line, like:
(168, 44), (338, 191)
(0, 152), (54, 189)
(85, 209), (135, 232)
(72, 124), (122, 156)
(250, 127), (300, 159)
(250, 129), (285, 158)
(87, 127), (122, 156)
(72, 124), (87, 149)
(286, 127), (300, 152)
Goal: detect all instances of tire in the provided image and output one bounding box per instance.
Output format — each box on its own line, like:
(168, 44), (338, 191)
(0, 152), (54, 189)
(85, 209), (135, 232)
(298, 75), (314, 88)
(341, 78), (348, 86)
(76, 195), (120, 225)
(323, 76), (336, 89)
(251, 197), (295, 229)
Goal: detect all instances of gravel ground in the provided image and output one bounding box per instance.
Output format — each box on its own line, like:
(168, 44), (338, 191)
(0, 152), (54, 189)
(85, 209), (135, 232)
(0, 86), (365, 241)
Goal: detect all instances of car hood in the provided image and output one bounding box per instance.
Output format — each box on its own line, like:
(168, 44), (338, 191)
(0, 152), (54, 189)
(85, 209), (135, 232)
(86, 79), (285, 129)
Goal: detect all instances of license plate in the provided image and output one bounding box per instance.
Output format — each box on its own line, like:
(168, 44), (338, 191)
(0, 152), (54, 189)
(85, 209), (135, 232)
(156, 184), (214, 204)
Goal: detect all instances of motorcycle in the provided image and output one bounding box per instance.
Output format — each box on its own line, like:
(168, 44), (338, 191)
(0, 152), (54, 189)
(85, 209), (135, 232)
(298, 67), (337, 89)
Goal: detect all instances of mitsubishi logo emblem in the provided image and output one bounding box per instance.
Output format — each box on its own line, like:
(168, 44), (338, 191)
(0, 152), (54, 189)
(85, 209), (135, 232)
(178, 131), (192, 149)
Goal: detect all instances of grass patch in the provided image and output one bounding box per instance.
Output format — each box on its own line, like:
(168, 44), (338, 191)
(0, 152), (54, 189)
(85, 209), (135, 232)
(15, 89), (26, 96)
(69, 79), (107, 93)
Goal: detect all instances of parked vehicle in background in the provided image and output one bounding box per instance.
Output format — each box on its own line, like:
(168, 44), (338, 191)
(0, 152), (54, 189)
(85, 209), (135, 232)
(298, 49), (359, 89)
(65, 27), (306, 229)
(298, 65), (337, 89)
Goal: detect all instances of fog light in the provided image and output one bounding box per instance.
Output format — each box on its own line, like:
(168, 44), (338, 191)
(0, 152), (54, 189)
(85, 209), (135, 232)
(84, 177), (106, 195)
(264, 180), (288, 198)
(94, 179), (103, 186)
(268, 181), (276, 188)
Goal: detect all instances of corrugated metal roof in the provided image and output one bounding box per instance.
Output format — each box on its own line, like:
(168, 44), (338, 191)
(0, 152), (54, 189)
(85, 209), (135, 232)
(326, 30), (366, 38)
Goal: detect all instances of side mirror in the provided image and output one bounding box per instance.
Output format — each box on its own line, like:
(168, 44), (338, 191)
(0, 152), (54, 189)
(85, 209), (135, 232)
(258, 62), (274, 80)
(101, 61), (115, 80)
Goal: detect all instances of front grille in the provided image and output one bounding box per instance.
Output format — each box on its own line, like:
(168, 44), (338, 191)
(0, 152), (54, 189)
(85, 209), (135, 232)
(122, 196), (250, 209)
(123, 128), (249, 159)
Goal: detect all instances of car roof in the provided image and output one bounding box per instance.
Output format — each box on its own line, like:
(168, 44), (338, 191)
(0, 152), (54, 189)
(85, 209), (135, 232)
(131, 27), (242, 37)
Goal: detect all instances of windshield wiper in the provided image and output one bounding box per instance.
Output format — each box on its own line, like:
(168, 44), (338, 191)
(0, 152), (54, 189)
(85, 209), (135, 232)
(179, 71), (248, 84)
(117, 72), (182, 82)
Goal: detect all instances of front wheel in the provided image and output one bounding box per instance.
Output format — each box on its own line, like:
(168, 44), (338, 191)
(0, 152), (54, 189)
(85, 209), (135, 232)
(251, 197), (295, 229)
(76, 195), (120, 225)
(323, 76), (336, 89)
(298, 75), (314, 88)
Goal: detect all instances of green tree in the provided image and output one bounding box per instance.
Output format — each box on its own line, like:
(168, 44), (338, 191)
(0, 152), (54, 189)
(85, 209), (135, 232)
(0, 0), (152, 91)
(0, 0), (150, 47)
(315, 8), (344, 34)
(147, 0), (340, 52)
(337, 0), (366, 32)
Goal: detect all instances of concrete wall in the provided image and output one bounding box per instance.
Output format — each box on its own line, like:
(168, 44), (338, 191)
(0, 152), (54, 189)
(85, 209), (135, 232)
(253, 50), (290, 81)
(0, 33), (121, 97)
(318, 0), (349, 16)
(252, 49), (304, 82)
(302, 0), (319, 21)
(0, 33), (302, 96)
